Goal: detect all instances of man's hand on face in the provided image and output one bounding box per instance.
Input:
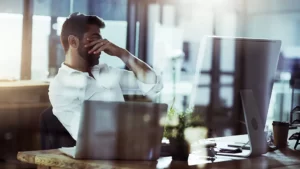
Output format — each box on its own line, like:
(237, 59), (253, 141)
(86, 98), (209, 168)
(85, 38), (126, 57)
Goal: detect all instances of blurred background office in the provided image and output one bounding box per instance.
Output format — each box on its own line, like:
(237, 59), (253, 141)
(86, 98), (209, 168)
(1, 0), (300, 168)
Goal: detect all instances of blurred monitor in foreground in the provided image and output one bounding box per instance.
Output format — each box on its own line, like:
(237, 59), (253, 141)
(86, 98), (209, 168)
(189, 36), (281, 137)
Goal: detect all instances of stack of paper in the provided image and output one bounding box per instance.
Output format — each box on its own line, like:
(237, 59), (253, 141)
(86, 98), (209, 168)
(59, 146), (76, 158)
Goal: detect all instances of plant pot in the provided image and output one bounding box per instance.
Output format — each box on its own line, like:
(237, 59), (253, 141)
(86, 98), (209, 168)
(169, 137), (189, 161)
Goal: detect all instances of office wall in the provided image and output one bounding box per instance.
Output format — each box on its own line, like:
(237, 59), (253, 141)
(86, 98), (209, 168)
(89, 0), (127, 21)
(176, 0), (242, 73)
(246, 0), (300, 14)
(246, 14), (300, 47)
(245, 0), (300, 47)
(0, 0), (88, 16)
(0, 0), (67, 16)
(0, 0), (23, 14)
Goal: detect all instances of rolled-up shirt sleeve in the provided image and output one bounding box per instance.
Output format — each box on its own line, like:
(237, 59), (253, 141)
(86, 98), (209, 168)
(49, 93), (82, 141)
(48, 72), (87, 141)
(110, 67), (163, 95)
(136, 73), (163, 95)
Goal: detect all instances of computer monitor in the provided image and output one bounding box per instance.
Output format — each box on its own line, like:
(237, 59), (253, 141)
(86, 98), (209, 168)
(189, 36), (281, 137)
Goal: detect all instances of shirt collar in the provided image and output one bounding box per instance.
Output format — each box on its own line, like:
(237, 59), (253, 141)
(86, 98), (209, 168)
(60, 63), (106, 76)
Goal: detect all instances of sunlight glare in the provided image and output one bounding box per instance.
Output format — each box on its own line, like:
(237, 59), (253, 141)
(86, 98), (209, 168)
(0, 13), (23, 79)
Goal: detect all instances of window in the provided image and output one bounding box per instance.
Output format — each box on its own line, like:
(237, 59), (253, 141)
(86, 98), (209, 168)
(0, 13), (23, 80)
(31, 15), (51, 80)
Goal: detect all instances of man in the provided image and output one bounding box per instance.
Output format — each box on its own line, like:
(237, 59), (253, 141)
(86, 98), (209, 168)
(49, 12), (163, 141)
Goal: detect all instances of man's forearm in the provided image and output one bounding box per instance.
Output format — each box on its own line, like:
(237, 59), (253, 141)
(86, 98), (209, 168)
(119, 50), (157, 84)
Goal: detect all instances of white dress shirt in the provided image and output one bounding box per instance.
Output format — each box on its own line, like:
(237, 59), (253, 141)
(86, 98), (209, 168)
(48, 63), (163, 140)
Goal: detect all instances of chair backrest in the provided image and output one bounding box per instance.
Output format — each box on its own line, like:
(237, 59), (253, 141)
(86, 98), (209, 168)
(40, 107), (76, 150)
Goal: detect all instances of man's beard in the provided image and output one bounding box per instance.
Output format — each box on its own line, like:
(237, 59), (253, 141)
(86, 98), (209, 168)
(78, 42), (99, 67)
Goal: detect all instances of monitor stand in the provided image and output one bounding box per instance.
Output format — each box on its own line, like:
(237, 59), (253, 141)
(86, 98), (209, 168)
(240, 90), (268, 157)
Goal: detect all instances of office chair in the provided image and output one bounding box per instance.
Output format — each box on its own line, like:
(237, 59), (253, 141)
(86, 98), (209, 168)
(40, 107), (76, 150)
(289, 107), (300, 150)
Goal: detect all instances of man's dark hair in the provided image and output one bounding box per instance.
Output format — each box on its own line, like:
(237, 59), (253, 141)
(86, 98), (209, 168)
(60, 12), (105, 53)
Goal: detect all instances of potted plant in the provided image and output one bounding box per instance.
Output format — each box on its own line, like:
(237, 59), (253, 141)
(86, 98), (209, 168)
(163, 104), (206, 161)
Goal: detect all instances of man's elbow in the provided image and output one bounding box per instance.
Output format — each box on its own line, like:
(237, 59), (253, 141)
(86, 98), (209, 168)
(156, 81), (164, 93)
(147, 81), (164, 96)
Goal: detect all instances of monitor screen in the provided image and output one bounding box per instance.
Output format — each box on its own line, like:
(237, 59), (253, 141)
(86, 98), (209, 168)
(189, 36), (281, 137)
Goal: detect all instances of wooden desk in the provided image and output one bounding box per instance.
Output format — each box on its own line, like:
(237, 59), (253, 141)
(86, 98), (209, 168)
(17, 134), (300, 169)
(16, 148), (300, 169)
